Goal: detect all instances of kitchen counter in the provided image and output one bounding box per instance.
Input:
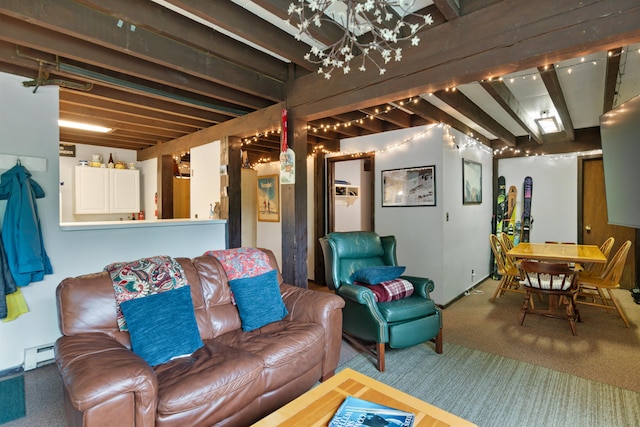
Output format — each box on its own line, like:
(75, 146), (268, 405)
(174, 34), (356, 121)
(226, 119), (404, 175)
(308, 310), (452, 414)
(59, 218), (226, 231)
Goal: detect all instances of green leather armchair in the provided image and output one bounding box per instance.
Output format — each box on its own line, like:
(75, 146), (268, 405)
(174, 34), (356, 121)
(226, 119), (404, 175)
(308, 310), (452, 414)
(319, 231), (442, 371)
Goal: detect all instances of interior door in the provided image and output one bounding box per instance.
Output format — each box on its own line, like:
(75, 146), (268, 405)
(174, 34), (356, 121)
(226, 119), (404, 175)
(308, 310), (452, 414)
(581, 156), (635, 288)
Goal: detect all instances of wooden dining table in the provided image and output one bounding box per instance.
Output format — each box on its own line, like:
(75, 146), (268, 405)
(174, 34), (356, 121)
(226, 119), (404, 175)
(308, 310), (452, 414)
(506, 242), (607, 315)
(506, 242), (607, 265)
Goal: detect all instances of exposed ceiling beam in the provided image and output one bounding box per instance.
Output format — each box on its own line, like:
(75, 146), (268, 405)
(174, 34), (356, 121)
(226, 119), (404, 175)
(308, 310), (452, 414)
(161, 0), (313, 71)
(481, 79), (544, 144)
(603, 47), (623, 113)
(538, 64), (575, 141)
(0, 0), (284, 100)
(434, 88), (516, 146)
(432, 0), (461, 21)
(77, 0), (288, 81)
(403, 98), (492, 147)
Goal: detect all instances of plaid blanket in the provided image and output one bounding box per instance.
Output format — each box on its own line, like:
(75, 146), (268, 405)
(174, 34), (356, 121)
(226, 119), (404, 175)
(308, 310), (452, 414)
(356, 278), (414, 302)
(203, 247), (273, 280)
(106, 255), (187, 331)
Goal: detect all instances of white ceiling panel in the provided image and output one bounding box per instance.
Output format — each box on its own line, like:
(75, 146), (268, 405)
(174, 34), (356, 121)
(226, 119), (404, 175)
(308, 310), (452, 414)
(556, 52), (607, 129)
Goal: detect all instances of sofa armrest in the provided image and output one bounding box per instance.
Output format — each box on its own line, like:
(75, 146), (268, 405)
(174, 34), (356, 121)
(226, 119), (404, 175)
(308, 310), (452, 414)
(280, 284), (344, 380)
(55, 333), (157, 425)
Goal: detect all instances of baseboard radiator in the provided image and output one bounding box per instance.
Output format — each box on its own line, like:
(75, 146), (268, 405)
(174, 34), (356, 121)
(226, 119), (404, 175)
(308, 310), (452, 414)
(23, 344), (55, 371)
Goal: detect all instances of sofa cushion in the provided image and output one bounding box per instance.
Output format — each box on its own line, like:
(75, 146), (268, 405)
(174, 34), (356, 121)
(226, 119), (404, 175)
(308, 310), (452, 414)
(228, 269), (288, 332)
(215, 321), (325, 390)
(120, 286), (203, 366)
(154, 341), (265, 418)
(350, 265), (406, 284)
(106, 255), (188, 331)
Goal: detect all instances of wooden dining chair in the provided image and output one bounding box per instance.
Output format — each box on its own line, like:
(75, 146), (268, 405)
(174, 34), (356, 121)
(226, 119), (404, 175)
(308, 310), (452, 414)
(519, 260), (580, 335)
(500, 232), (514, 252)
(489, 234), (524, 302)
(580, 237), (615, 279)
(575, 240), (632, 327)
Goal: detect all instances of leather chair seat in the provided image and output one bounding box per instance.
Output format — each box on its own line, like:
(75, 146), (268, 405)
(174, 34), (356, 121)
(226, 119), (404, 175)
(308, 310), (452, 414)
(377, 294), (438, 323)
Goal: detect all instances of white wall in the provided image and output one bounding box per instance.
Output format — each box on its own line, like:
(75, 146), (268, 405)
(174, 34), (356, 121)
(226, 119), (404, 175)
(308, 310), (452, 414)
(190, 141), (221, 220)
(340, 124), (493, 304)
(0, 72), (226, 372)
(498, 155), (578, 243)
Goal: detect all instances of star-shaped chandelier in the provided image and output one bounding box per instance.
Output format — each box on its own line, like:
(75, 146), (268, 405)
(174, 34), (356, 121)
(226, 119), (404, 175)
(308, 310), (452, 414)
(288, 0), (433, 79)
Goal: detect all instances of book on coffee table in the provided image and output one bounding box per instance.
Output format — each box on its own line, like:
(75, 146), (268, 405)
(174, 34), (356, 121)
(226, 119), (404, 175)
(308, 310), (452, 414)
(329, 395), (414, 427)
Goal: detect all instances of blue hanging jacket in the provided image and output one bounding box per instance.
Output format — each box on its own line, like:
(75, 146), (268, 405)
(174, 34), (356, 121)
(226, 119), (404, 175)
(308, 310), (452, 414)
(0, 164), (53, 286)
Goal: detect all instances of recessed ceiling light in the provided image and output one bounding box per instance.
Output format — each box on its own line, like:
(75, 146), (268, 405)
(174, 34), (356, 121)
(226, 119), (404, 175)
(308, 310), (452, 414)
(535, 116), (561, 134)
(58, 119), (112, 133)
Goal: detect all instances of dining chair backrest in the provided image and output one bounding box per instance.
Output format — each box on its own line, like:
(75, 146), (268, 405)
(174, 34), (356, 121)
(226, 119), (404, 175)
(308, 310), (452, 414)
(519, 260), (577, 292)
(500, 233), (514, 251)
(584, 237), (615, 277)
(489, 234), (507, 274)
(599, 240), (632, 286)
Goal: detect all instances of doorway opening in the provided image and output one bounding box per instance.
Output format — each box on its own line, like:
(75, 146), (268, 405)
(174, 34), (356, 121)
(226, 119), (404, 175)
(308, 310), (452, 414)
(327, 153), (375, 233)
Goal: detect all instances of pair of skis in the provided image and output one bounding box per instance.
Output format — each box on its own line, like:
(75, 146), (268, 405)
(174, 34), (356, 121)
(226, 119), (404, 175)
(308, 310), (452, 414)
(495, 176), (533, 245)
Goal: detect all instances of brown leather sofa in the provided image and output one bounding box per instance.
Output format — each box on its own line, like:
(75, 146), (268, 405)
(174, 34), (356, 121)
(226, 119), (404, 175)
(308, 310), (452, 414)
(54, 250), (344, 427)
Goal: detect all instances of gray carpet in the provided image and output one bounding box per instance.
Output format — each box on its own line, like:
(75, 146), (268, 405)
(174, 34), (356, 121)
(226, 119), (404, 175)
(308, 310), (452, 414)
(340, 342), (640, 427)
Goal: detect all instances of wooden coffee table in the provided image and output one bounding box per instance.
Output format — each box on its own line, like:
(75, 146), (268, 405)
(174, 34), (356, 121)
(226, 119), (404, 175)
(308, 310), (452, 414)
(252, 368), (476, 426)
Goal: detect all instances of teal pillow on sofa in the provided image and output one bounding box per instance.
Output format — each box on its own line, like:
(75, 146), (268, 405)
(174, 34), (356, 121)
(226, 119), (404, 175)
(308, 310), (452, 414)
(350, 265), (406, 285)
(228, 269), (288, 332)
(120, 286), (203, 366)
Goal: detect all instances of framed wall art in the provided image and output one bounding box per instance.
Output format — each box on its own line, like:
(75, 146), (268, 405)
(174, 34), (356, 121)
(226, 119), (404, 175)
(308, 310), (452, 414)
(257, 174), (280, 222)
(462, 159), (482, 204)
(382, 165), (436, 207)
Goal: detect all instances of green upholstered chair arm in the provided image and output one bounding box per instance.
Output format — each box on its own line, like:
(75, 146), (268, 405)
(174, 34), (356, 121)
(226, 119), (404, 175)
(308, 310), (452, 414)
(337, 283), (379, 307)
(400, 275), (435, 299)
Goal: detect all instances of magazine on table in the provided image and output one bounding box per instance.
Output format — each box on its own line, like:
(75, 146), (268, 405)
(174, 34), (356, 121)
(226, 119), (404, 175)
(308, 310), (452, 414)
(329, 396), (415, 427)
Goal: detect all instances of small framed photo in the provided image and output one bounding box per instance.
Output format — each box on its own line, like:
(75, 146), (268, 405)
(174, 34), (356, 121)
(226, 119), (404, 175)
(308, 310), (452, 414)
(382, 165), (436, 207)
(462, 159), (482, 204)
(257, 174), (280, 222)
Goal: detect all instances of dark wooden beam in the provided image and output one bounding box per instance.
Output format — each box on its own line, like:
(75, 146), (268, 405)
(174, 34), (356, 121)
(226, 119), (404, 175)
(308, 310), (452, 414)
(402, 98), (492, 146)
(161, 0), (313, 71)
(227, 136), (242, 249)
(434, 88), (516, 146)
(494, 127), (601, 158)
(481, 79), (544, 144)
(432, 0), (461, 21)
(77, 0), (288, 81)
(0, 0), (284, 100)
(603, 47), (623, 114)
(538, 64), (575, 141)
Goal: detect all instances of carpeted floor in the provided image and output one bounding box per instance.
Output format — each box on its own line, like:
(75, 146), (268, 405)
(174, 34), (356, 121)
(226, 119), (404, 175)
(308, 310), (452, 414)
(340, 342), (640, 427)
(443, 279), (640, 393)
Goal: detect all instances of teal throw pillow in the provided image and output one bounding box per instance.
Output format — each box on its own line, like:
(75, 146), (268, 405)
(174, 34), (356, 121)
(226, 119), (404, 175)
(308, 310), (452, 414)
(228, 269), (288, 332)
(120, 286), (203, 366)
(350, 265), (406, 285)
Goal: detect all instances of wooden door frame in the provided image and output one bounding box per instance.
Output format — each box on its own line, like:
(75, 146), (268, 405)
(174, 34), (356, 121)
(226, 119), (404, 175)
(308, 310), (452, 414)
(314, 152), (375, 287)
(326, 153), (375, 233)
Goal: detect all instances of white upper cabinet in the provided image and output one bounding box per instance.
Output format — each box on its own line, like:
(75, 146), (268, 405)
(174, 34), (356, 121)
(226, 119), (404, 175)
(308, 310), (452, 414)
(75, 167), (139, 214)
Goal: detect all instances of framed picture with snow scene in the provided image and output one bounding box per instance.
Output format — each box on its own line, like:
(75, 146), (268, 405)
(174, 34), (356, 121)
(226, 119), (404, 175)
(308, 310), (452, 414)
(381, 165), (436, 207)
(462, 158), (482, 205)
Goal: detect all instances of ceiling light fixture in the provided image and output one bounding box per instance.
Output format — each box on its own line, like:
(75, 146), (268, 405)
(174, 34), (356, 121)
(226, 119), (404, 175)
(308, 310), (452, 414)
(288, 0), (433, 79)
(58, 119), (112, 133)
(535, 116), (561, 134)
